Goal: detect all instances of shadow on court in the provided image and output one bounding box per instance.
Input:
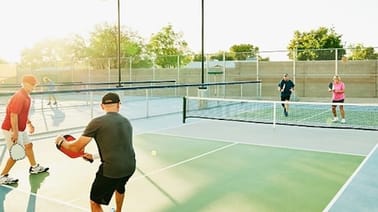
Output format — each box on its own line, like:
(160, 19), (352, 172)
(0, 184), (18, 211)
(27, 172), (50, 212)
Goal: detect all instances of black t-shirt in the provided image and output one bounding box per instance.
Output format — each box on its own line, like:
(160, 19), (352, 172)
(278, 80), (295, 97)
(83, 112), (136, 178)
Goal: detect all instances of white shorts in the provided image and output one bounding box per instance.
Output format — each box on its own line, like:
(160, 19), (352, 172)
(2, 130), (31, 149)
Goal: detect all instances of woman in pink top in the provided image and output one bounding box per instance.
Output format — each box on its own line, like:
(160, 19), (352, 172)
(328, 75), (346, 123)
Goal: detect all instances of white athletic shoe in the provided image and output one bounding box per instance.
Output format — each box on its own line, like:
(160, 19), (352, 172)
(29, 164), (49, 174)
(332, 117), (338, 122)
(341, 119), (346, 123)
(0, 174), (18, 185)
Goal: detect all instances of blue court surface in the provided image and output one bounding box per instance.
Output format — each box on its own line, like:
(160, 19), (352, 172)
(0, 97), (377, 211)
(324, 144), (378, 212)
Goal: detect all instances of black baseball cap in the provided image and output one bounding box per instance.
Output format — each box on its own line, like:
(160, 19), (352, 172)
(102, 92), (120, 104)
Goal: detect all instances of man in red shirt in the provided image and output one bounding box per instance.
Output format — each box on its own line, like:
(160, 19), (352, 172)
(0, 74), (49, 185)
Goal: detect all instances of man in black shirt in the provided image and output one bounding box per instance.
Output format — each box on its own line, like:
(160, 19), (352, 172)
(277, 73), (295, 117)
(56, 92), (135, 212)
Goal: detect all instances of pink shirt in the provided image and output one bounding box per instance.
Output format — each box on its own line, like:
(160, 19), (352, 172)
(332, 81), (345, 101)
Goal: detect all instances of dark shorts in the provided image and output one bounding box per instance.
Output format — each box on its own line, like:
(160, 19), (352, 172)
(332, 99), (344, 107)
(90, 167), (134, 205)
(281, 95), (291, 101)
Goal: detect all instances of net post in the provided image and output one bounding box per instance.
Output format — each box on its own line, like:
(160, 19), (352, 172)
(182, 96), (187, 123)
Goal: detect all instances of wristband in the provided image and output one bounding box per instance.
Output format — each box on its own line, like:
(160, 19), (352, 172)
(56, 139), (64, 149)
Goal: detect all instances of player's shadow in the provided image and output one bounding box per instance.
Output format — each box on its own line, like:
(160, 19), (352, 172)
(136, 167), (178, 205)
(0, 184), (18, 211)
(30, 98), (36, 115)
(50, 107), (65, 126)
(27, 172), (50, 212)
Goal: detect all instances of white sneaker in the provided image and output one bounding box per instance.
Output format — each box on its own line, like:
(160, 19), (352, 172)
(332, 117), (338, 122)
(0, 174), (18, 185)
(29, 164), (49, 174)
(341, 119), (346, 123)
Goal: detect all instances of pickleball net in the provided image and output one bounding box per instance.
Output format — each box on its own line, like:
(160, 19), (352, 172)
(183, 96), (378, 131)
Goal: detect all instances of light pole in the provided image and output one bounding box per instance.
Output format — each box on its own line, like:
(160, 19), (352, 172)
(197, 0), (207, 106)
(117, 0), (122, 87)
(201, 0), (204, 86)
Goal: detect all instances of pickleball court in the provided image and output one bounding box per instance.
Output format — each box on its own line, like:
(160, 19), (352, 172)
(0, 95), (377, 211)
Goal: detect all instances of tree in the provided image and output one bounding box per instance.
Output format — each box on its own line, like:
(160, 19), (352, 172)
(207, 44), (262, 61)
(206, 51), (234, 61)
(287, 27), (345, 61)
(87, 23), (147, 69)
(18, 23), (149, 70)
(146, 24), (192, 68)
(67, 34), (88, 62)
(349, 44), (378, 60)
(19, 37), (81, 70)
(229, 44), (259, 60)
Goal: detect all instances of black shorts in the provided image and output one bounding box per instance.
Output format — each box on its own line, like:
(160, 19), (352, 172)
(281, 95), (291, 101)
(90, 169), (134, 205)
(332, 99), (344, 107)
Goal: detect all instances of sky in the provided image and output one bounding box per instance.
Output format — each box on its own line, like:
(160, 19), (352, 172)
(1, 0), (378, 62)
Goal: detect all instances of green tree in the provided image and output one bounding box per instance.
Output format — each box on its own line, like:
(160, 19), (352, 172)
(229, 44), (259, 60)
(287, 27), (345, 61)
(87, 23), (117, 69)
(87, 23), (147, 69)
(146, 24), (192, 68)
(67, 34), (88, 62)
(207, 51), (234, 61)
(19, 37), (80, 70)
(349, 44), (378, 60)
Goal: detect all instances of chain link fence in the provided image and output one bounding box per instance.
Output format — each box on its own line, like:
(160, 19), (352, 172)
(2, 48), (377, 99)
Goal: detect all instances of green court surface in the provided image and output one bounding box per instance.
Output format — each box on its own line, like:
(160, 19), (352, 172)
(129, 133), (363, 212)
(0, 130), (365, 212)
(0, 109), (377, 211)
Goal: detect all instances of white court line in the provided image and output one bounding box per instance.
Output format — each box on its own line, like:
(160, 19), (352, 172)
(322, 143), (378, 212)
(0, 134), (90, 211)
(0, 143), (7, 159)
(132, 142), (238, 181)
(298, 109), (329, 122)
(153, 130), (366, 157)
(0, 184), (89, 211)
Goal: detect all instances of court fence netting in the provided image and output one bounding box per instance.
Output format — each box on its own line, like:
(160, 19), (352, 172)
(0, 80), (262, 138)
(183, 96), (378, 131)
